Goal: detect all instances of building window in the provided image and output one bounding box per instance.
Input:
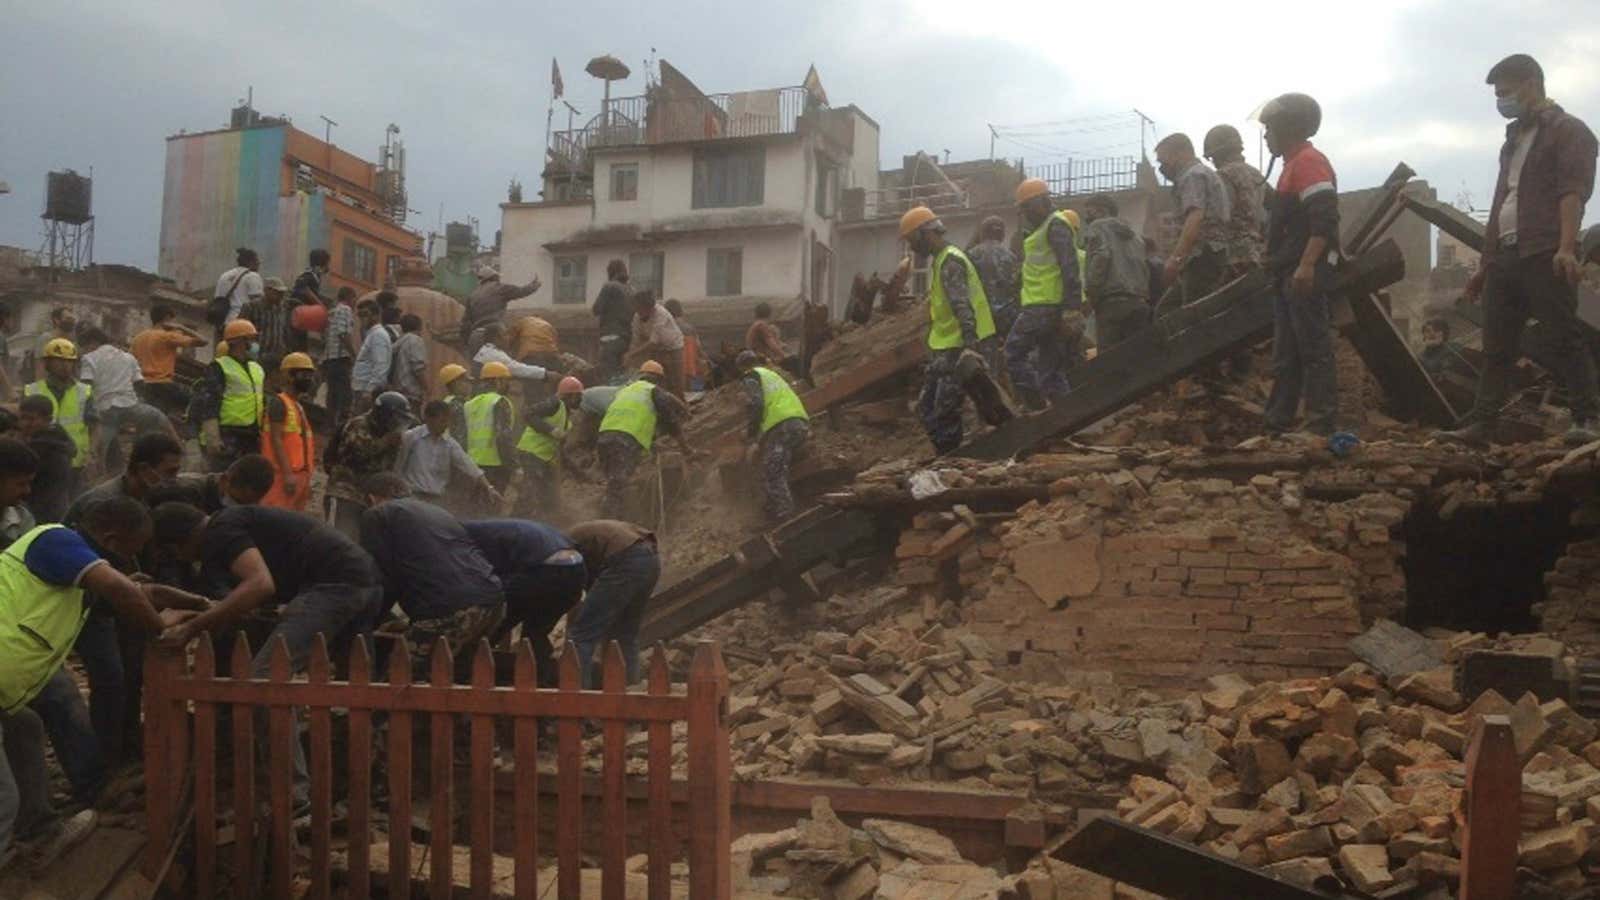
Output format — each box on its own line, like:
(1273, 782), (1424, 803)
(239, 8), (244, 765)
(554, 255), (587, 304)
(814, 158), (835, 218)
(706, 248), (743, 297)
(692, 147), (765, 209)
(610, 164), (638, 202)
(342, 238), (377, 285)
(629, 252), (665, 301)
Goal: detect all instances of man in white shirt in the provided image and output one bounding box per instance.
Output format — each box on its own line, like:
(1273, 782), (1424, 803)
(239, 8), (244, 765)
(213, 248), (264, 326)
(77, 328), (175, 470)
(471, 322), (556, 384)
(350, 299), (393, 412)
(396, 400), (500, 511)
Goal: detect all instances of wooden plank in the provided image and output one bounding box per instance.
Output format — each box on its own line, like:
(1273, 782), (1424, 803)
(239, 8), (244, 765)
(1341, 289), (1458, 425)
(512, 643), (539, 900)
(141, 646), (182, 878)
(1461, 716), (1520, 900)
(268, 636), (294, 900)
(686, 643), (731, 900)
(430, 643), (456, 900)
(469, 643), (496, 900)
(1346, 163), (1416, 254)
(1402, 192), (1486, 253)
(308, 636), (334, 900)
(557, 647), (583, 900)
(232, 633), (257, 900)
(193, 636), (217, 900)
(601, 644), (628, 900)
(646, 648), (672, 900)
(388, 642), (414, 900)
(349, 639), (374, 900)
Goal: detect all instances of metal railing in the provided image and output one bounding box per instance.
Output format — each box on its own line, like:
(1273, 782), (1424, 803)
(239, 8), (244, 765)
(550, 86), (820, 172)
(1027, 157), (1140, 197)
(861, 180), (972, 221)
(143, 634), (732, 899)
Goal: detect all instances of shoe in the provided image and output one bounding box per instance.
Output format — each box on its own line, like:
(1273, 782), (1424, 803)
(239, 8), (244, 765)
(23, 809), (97, 872)
(1564, 420), (1600, 446)
(1437, 420), (1493, 445)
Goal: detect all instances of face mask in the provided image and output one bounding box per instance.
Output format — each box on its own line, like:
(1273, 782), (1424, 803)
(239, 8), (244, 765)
(248, 341), (260, 356)
(293, 375), (315, 393)
(1496, 95), (1525, 120)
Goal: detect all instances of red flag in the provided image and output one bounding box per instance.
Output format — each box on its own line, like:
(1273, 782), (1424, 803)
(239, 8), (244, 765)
(551, 59), (564, 100)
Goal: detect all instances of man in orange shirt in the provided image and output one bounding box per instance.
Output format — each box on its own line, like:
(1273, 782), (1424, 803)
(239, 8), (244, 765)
(260, 353), (317, 510)
(131, 305), (206, 419)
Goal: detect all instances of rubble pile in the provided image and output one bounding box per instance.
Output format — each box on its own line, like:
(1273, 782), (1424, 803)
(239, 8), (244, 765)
(1113, 661), (1600, 896)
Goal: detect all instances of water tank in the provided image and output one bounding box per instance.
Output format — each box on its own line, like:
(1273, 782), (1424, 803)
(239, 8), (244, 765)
(445, 222), (474, 255)
(45, 171), (92, 224)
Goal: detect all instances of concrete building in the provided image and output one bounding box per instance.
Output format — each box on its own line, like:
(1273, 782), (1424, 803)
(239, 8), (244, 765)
(498, 62), (876, 349)
(158, 107), (421, 295)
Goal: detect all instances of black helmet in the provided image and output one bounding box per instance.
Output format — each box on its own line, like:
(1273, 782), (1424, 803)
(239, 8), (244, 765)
(735, 350), (761, 370)
(374, 391), (412, 421)
(1203, 124), (1244, 160)
(1258, 93), (1322, 142)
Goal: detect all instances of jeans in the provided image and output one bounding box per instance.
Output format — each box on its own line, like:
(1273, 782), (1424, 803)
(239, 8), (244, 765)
(320, 358), (354, 432)
(73, 609), (144, 767)
(493, 561), (586, 686)
(1468, 249), (1599, 424)
(569, 541), (661, 688)
(1005, 305), (1069, 406)
(0, 708), (57, 853)
(917, 351), (965, 454)
(1264, 284), (1339, 435)
(251, 583), (381, 807)
(28, 667), (105, 805)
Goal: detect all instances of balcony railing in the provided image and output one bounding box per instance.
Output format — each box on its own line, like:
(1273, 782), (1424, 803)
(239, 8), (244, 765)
(1027, 157), (1140, 197)
(549, 85), (821, 174)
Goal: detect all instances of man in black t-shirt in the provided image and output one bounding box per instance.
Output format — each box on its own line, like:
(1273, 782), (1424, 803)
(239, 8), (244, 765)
(152, 502), (382, 809)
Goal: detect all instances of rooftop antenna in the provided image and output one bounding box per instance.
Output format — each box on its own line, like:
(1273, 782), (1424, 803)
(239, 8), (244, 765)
(319, 115), (338, 146)
(1132, 108), (1155, 159)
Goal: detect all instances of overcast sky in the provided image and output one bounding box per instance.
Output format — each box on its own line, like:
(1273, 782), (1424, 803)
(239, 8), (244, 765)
(2, 0), (1595, 273)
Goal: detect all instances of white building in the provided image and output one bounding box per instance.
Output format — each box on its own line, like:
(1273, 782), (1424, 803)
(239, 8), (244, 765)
(499, 62), (878, 338)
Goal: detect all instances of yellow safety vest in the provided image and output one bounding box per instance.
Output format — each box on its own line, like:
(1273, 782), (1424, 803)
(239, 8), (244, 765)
(516, 401), (570, 462)
(25, 380), (91, 467)
(0, 525), (93, 713)
(599, 380), (659, 452)
(754, 367), (809, 435)
(927, 245), (996, 351)
(464, 392), (507, 467)
(216, 356), (265, 428)
(1020, 211), (1087, 307)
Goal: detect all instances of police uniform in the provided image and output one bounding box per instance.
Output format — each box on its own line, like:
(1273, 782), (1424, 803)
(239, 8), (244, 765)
(596, 380), (663, 520)
(920, 246), (996, 453)
(515, 398), (571, 515)
(23, 380), (93, 474)
(1006, 211), (1079, 407)
(210, 355), (265, 473)
(742, 366), (810, 522)
(463, 390), (515, 493)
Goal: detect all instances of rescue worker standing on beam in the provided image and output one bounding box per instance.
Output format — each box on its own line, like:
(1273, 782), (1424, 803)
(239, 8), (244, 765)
(196, 319), (265, 474)
(899, 206), (999, 452)
(1259, 93), (1341, 437)
(1008, 180), (1080, 411)
(736, 350), (810, 523)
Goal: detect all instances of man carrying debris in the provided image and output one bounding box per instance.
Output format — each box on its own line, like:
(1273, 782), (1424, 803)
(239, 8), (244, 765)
(397, 400), (501, 510)
(195, 319), (264, 473)
(259, 352), (317, 511)
(1007, 180), (1078, 410)
(325, 391), (412, 538)
(595, 361), (693, 520)
(899, 206), (1001, 451)
(359, 474), (505, 674)
(737, 351), (810, 523)
(153, 498), (383, 814)
(566, 519), (660, 688)
(1259, 93), (1341, 437)
(463, 517), (585, 685)
(463, 361), (519, 498)
(591, 259), (633, 381)
(515, 375), (588, 517)
(1081, 194), (1152, 350)
(625, 290), (687, 398)
(1442, 53), (1599, 446)
(24, 338), (97, 486)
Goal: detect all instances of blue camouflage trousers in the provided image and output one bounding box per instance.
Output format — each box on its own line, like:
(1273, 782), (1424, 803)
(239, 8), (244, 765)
(918, 350), (965, 454)
(1005, 304), (1069, 403)
(759, 418), (810, 522)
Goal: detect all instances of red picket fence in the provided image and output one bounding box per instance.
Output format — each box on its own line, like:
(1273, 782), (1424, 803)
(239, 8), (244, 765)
(142, 633), (731, 900)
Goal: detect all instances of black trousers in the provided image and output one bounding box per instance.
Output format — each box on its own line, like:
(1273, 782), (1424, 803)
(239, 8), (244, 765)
(1469, 249), (1599, 423)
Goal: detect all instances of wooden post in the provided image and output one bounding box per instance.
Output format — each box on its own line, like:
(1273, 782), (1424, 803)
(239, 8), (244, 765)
(601, 643), (628, 900)
(686, 642), (731, 900)
(512, 642), (539, 900)
(232, 632), (258, 900)
(469, 642), (496, 900)
(141, 644), (183, 877)
(307, 636), (334, 900)
(646, 647), (673, 900)
(428, 642), (455, 900)
(348, 639), (374, 900)
(193, 635), (217, 900)
(1461, 715), (1519, 900)
(557, 647), (583, 900)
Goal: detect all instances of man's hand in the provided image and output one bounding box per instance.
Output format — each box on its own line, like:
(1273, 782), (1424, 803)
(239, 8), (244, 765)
(1289, 263), (1316, 299)
(1555, 248), (1583, 287)
(529, 276), (543, 293)
(157, 612), (199, 646)
(1162, 256), (1182, 288)
(282, 474), (300, 497)
(144, 583), (211, 612)
(895, 255), (913, 280)
(483, 485), (505, 507)
(1463, 267), (1487, 302)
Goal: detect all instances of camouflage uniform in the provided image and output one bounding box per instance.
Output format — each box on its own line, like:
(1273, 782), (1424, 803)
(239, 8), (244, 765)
(967, 240), (1021, 342)
(596, 432), (643, 521)
(1216, 159), (1268, 274)
(403, 603), (505, 681)
(759, 419), (808, 522)
(920, 253), (983, 453)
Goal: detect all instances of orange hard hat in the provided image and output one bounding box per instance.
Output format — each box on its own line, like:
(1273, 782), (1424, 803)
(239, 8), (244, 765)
(223, 319), (258, 341)
(898, 206), (938, 239)
(1015, 178), (1050, 205)
(639, 360), (666, 377)
(557, 376), (584, 395)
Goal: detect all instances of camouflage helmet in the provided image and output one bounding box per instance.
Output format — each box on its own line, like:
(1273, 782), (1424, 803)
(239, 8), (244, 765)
(1203, 124), (1245, 160)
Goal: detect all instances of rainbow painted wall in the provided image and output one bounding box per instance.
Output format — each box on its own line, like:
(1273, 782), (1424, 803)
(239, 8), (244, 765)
(157, 125), (328, 292)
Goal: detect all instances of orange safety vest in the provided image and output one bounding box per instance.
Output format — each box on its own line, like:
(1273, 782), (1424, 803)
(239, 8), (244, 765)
(261, 391), (314, 510)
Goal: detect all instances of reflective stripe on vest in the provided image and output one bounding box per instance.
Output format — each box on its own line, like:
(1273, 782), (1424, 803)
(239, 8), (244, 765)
(755, 367), (808, 435)
(0, 525), (91, 713)
(516, 401), (570, 462)
(262, 392), (313, 473)
(598, 380), (659, 452)
(1020, 211), (1082, 307)
(25, 381), (91, 467)
(464, 392), (506, 467)
(216, 356), (265, 428)
(926, 245), (997, 351)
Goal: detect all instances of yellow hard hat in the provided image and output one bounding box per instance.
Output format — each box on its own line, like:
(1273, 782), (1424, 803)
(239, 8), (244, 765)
(223, 319), (258, 341)
(42, 338), (78, 361)
(1015, 178), (1050, 205)
(638, 359), (665, 378)
(1060, 209), (1081, 232)
(280, 352), (315, 372)
(438, 363), (468, 386)
(480, 361), (511, 380)
(898, 206), (938, 239)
